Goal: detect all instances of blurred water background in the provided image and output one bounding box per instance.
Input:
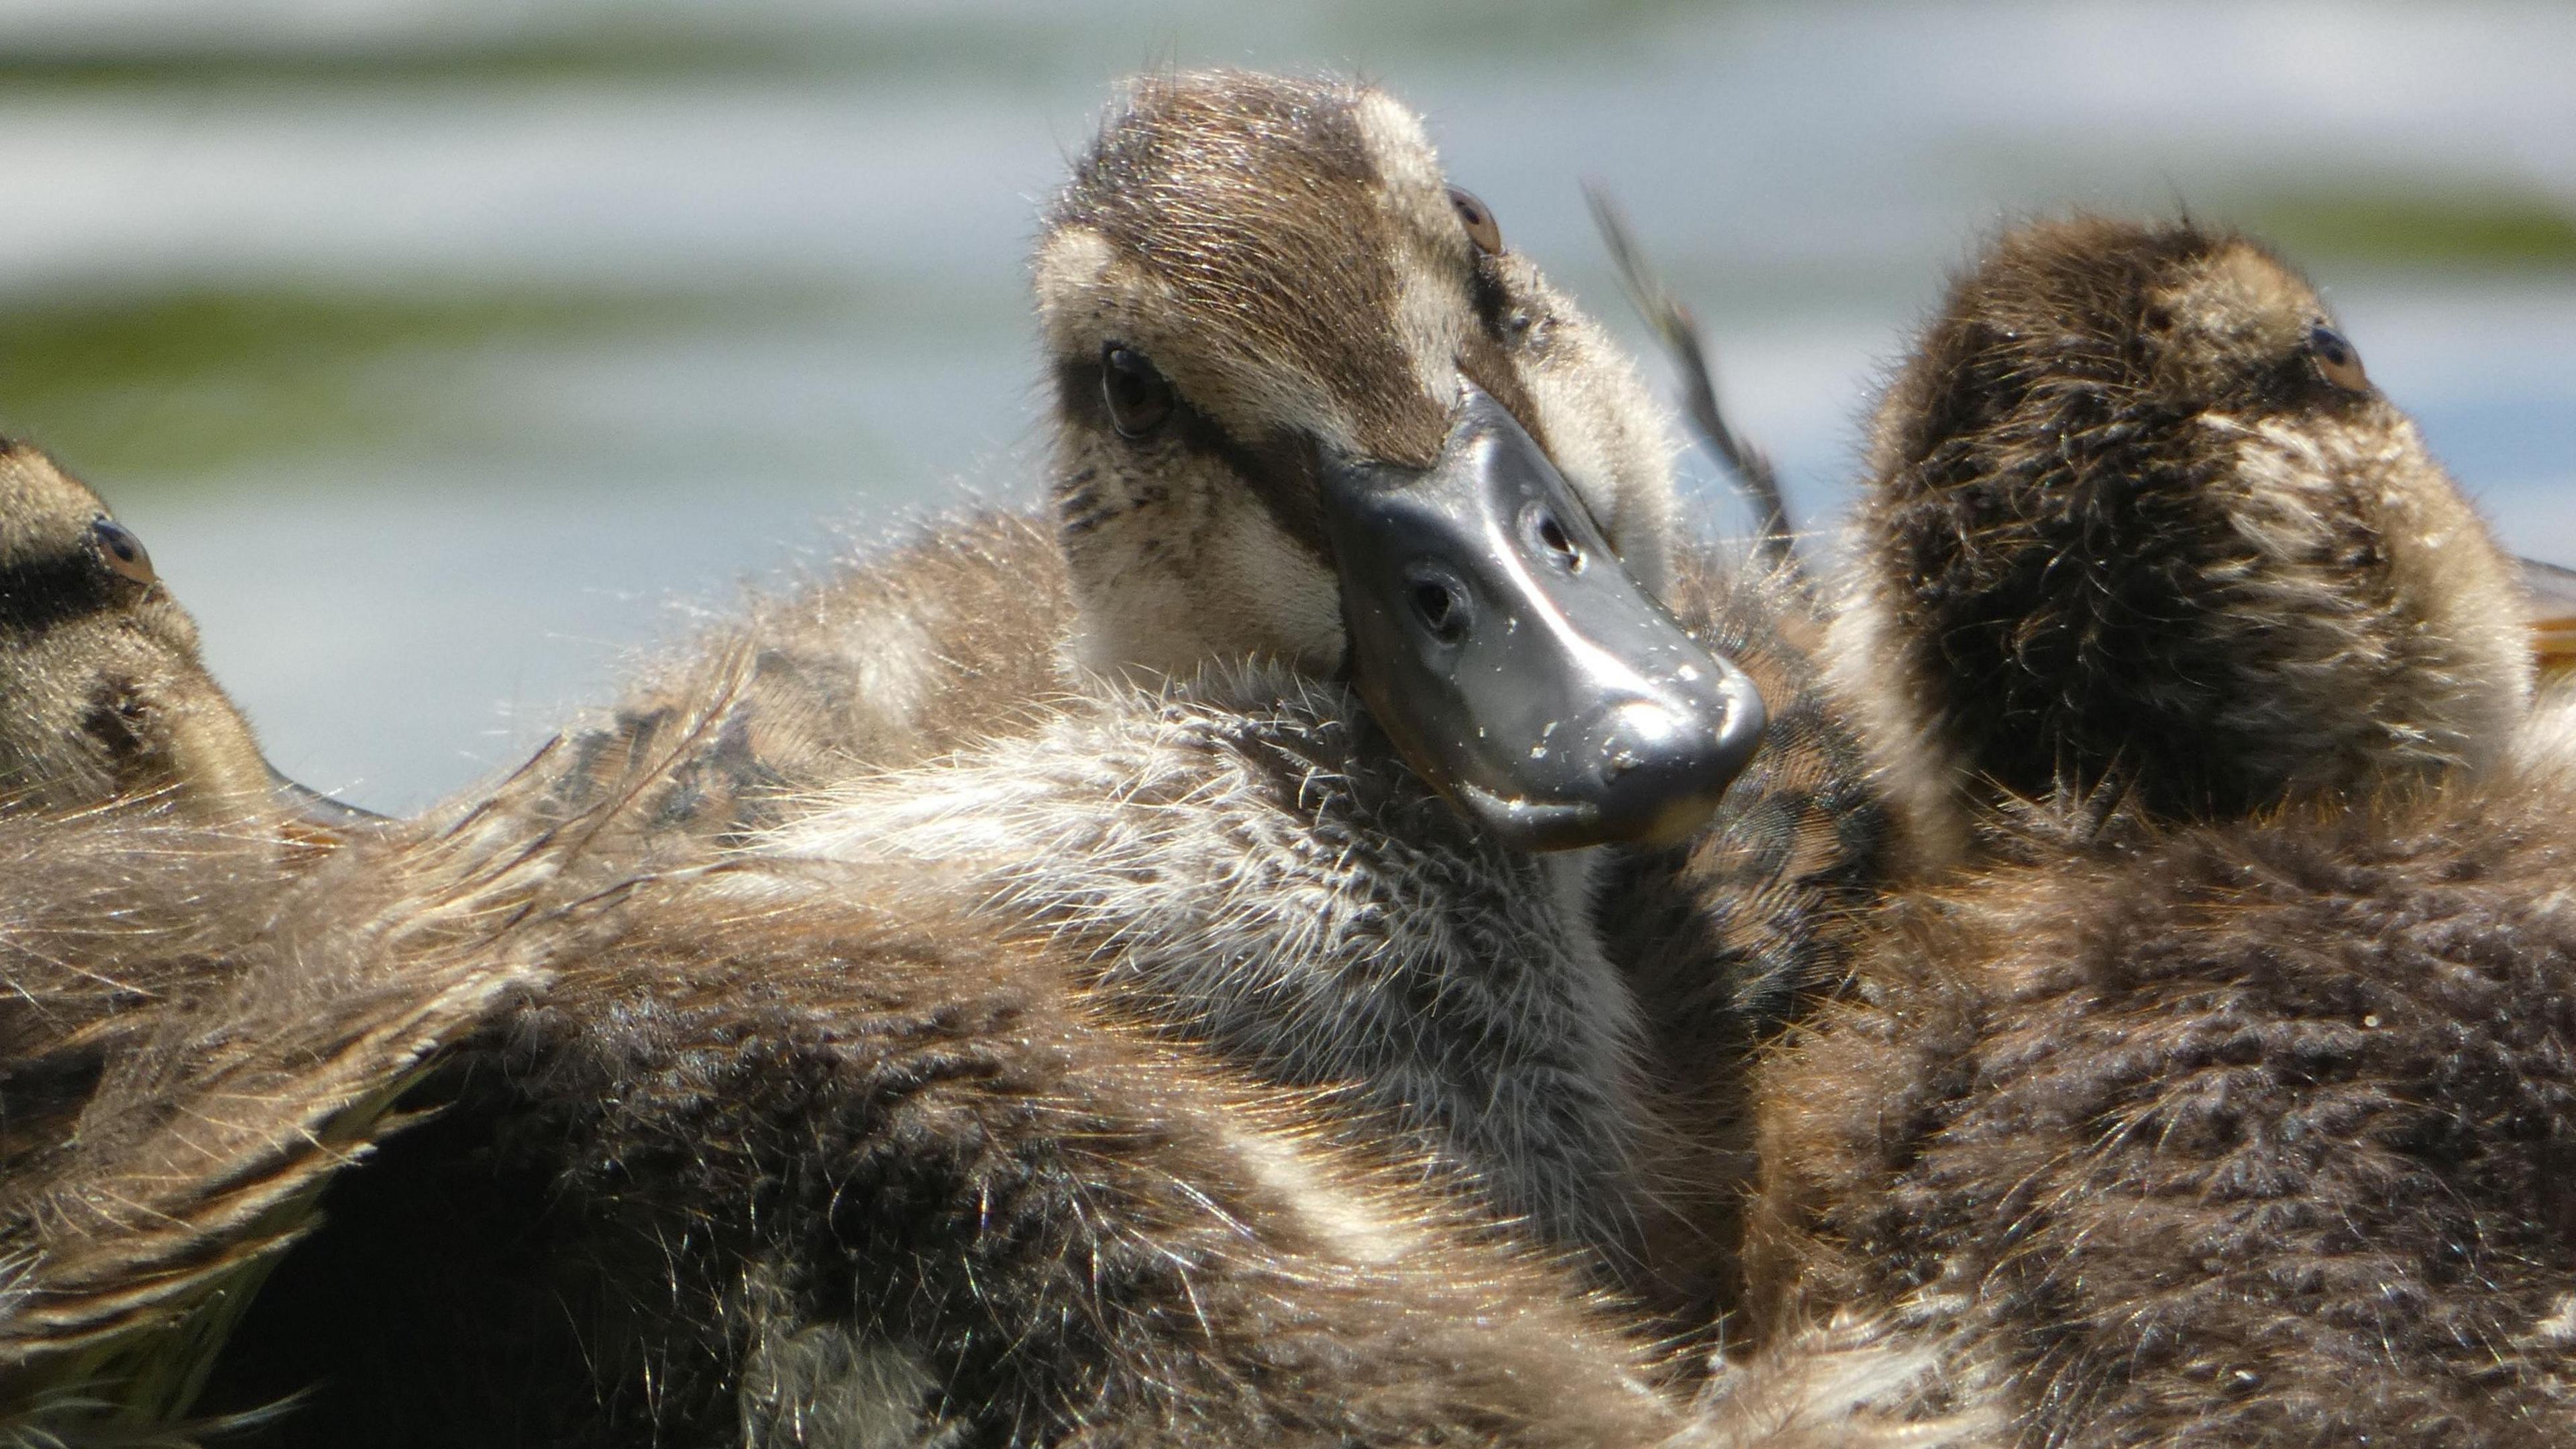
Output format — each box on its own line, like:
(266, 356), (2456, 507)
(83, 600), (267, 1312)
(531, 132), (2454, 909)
(1, 0), (2569, 812)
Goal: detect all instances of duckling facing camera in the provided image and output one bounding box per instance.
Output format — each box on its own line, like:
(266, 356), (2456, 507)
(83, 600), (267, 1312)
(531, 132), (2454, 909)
(761, 68), (1771, 1279)
(191, 71), (1916, 1448)
(1748, 217), (2576, 1446)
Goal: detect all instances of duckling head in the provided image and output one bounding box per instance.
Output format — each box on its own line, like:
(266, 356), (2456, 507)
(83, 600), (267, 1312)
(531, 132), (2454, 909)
(0, 441), (373, 828)
(1034, 70), (1764, 851)
(1834, 217), (2529, 857)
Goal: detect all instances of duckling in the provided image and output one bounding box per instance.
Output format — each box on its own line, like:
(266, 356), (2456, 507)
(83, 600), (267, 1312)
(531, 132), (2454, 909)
(526, 78), (1881, 1335)
(474, 65), (1771, 1273)
(0, 445), (535, 1444)
(756, 68), (1772, 1283)
(1746, 216), (2576, 1445)
(188, 70), (1892, 1447)
(1822, 217), (2528, 871)
(0, 439), (374, 829)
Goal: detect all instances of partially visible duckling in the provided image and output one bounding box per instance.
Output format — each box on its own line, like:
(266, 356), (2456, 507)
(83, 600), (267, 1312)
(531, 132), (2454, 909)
(1749, 217), (2576, 1445)
(0, 440), (372, 829)
(0, 443), (539, 1443)
(2520, 555), (2576, 681)
(1825, 218), (2529, 871)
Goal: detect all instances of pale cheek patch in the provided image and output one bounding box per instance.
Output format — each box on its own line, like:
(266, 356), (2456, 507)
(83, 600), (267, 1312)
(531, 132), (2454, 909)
(1203, 508), (1344, 672)
(2210, 408), (2530, 777)
(1062, 441), (1342, 681)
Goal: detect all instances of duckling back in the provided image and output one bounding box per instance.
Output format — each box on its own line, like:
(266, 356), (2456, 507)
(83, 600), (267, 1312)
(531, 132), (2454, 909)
(529, 511), (1071, 857)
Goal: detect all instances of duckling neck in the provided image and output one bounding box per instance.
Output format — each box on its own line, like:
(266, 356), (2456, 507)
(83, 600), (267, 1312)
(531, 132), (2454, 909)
(766, 663), (1648, 1260)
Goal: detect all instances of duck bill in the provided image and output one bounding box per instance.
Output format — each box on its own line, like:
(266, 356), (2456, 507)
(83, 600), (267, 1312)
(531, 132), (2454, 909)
(266, 759), (386, 845)
(1322, 386), (1765, 852)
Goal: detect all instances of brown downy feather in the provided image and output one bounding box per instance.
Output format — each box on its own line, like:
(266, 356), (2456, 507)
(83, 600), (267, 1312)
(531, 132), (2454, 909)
(0, 763), (561, 1447)
(1755, 769), (2576, 1446)
(0, 445), (482, 1445)
(1749, 217), (2576, 1446)
(533, 511), (1071, 853)
(1597, 542), (1895, 1332)
(195, 70), (1896, 1447)
(189, 673), (1746, 1449)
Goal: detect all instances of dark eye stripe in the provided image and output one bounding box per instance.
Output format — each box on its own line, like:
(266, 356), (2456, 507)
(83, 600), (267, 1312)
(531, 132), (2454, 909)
(0, 549), (119, 632)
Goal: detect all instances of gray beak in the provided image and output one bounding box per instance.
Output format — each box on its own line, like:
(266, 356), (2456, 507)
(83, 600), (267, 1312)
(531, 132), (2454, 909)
(1322, 386), (1765, 851)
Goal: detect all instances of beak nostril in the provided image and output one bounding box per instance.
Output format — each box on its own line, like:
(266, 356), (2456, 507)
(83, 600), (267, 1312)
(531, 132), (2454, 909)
(1534, 513), (1583, 572)
(1411, 580), (1468, 642)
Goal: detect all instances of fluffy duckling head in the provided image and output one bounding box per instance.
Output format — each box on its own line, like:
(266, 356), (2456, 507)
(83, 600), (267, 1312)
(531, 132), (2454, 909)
(1832, 216), (2529, 857)
(0, 441), (369, 826)
(1034, 70), (1764, 850)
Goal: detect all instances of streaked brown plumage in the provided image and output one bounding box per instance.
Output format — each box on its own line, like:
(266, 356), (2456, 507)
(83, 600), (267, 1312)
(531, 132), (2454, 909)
(1747, 217), (2576, 1446)
(533, 511), (1073, 853)
(0, 447), (540, 1445)
(181, 70), (1889, 1447)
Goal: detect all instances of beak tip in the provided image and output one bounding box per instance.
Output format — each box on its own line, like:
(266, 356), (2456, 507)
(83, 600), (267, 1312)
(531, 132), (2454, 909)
(1455, 677), (1767, 853)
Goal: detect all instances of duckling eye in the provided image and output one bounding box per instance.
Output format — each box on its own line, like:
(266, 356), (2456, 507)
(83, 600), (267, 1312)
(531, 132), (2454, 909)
(89, 518), (155, 588)
(2308, 325), (2369, 392)
(1100, 343), (1176, 439)
(1448, 186), (1501, 256)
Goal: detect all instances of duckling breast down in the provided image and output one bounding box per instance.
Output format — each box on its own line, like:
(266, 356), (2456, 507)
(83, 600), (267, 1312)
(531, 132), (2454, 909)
(762, 661), (1647, 1261)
